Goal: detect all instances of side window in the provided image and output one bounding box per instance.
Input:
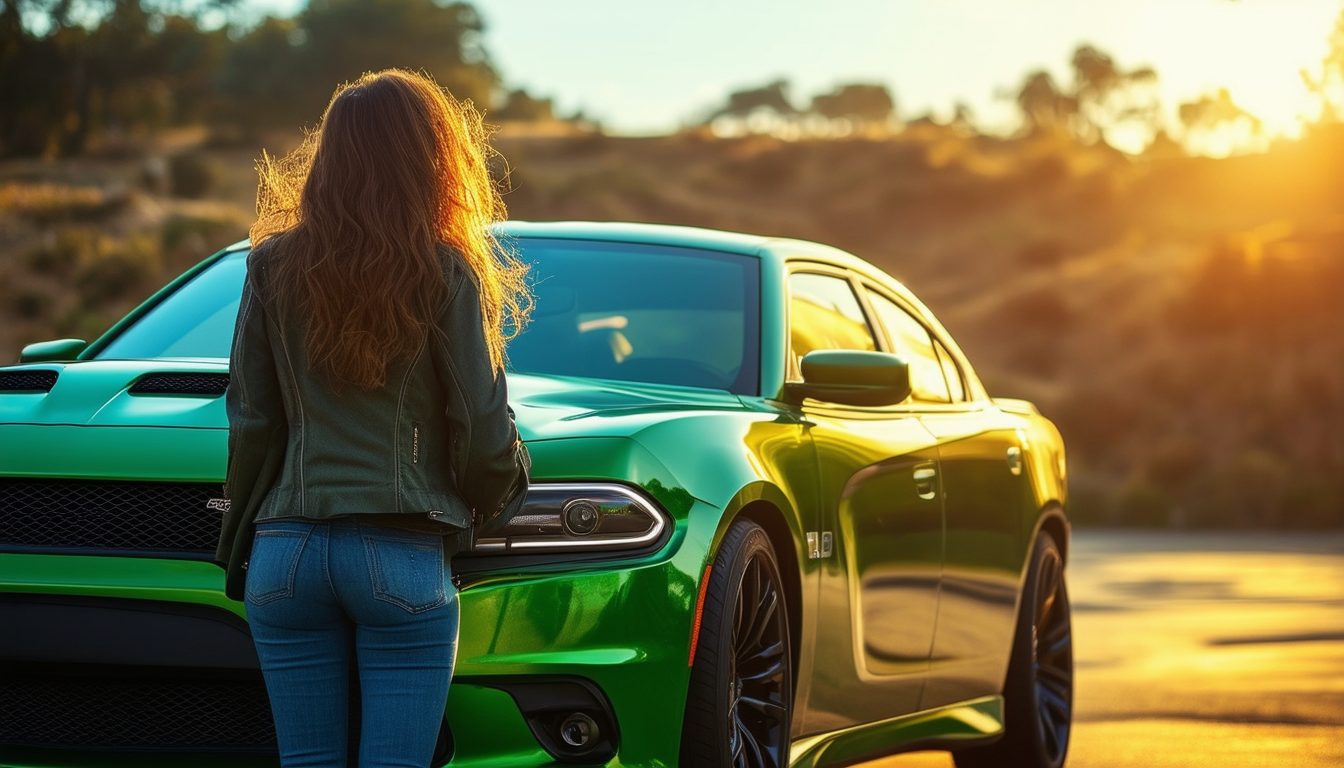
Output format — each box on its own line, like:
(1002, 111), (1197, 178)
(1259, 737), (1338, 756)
(933, 338), (966, 402)
(788, 272), (877, 378)
(866, 291), (951, 404)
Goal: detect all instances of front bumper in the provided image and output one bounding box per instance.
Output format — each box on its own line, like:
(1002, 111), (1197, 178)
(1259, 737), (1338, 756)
(0, 523), (702, 768)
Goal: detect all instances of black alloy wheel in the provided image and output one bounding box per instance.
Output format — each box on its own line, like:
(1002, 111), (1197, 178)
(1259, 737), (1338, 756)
(682, 520), (792, 768)
(955, 532), (1073, 768)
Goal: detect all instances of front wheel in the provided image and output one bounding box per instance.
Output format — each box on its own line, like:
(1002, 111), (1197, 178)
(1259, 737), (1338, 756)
(955, 531), (1073, 768)
(681, 519), (793, 768)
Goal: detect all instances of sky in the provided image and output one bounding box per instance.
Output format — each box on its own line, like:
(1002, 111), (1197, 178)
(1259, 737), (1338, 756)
(242, 0), (1342, 143)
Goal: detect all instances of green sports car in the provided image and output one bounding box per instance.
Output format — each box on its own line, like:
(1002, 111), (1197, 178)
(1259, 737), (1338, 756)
(0, 221), (1072, 768)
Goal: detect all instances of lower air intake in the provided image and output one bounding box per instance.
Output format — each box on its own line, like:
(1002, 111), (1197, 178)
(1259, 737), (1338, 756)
(0, 674), (277, 752)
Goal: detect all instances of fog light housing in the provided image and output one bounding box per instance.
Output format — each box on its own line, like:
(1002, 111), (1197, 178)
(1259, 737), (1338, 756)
(465, 676), (618, 764)
(559, 712), (598, 747)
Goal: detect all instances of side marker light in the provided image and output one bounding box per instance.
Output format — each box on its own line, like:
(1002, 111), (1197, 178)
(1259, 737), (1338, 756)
(688, 564), (713, 667)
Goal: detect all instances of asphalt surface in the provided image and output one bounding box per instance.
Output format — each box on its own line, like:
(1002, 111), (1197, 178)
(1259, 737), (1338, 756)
(864, 530), (1344, 768)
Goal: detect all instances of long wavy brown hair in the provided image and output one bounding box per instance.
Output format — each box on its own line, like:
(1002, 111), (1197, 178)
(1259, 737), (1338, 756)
(250, 69), (529, 390)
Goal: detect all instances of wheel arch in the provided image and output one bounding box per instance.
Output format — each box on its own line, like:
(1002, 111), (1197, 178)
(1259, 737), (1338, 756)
(1002, 502), (1071, 677)
(711, 483), (806, 703)
(735, 499), (803, 701)
(1032, 502), (1071, 564)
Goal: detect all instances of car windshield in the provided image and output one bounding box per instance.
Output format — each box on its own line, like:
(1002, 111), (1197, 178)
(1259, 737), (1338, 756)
(96, 249), (248, 361)
(95, 239), (761, 394)
(508, 239), (760, 393)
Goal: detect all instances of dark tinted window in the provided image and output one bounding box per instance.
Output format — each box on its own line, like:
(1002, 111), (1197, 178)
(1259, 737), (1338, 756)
(507, 239), (760, 393)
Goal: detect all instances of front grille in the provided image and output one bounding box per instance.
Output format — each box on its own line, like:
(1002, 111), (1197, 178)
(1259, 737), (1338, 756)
(0, 674), (276, 752)
(129, 373), (230, 396)
(0, 479), (222, 558)
(0, 370), (58, 392)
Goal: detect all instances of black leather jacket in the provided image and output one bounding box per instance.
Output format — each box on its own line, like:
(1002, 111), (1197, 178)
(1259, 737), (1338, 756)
(215, 243), (529, 600)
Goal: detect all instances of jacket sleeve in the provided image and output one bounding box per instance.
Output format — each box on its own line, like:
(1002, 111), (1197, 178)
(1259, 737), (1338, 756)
(222, 274), (287, 518)
(432, 269), (529, 528)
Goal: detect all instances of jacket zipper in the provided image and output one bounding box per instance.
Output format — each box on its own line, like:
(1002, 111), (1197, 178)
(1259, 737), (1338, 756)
(412, 422), (420, 464)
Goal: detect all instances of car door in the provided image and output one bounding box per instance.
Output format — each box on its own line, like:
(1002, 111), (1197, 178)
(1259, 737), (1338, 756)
(787, 268), (944, 735)
(862, 286), (1031, 710)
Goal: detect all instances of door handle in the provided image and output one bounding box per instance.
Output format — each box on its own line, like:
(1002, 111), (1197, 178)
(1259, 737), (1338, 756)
(913, 466), (937, 500)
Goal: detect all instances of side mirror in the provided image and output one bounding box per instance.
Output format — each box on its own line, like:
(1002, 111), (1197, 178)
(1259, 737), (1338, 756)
(19, 338), (87, 364)
(784, 350), (912, 407)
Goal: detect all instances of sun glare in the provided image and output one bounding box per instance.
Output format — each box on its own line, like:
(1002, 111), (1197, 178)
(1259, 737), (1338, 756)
(1145, 1), (1336, 155)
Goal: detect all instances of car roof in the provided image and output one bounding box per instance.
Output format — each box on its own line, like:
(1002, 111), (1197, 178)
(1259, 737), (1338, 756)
(498, 220), (775, 256)
(225, 221), (875, 272)
(501, 221), (891, 272)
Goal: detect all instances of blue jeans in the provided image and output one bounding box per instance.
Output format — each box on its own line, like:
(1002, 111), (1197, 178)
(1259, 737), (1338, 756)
(244, 518), (458, 768)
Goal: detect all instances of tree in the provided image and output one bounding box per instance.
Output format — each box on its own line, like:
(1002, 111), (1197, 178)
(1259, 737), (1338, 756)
(810, 83), (894, 124)
(1070, 44), (1160, 147)
(0, 0), (504, 155)
(950, 101), (975, 132)
(491, 88), (553, 122)
(213, 16), (313, 132)
(0, 0), (231, 156)
(0, 0), (69, 155)
(712, 79), (797, 119)
(1011, 45), (1162, 152)
(302, 0), (494, 104)
(1178, 88), (1262, 155)
(1015, 70), (1079, 135)
(217, 0), (497, 133)
(1303, 7), (1344, 123)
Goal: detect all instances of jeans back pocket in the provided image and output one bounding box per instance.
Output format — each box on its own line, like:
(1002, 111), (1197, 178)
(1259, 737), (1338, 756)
(245, 526), (312, 606)
(363, 533), (446, 614)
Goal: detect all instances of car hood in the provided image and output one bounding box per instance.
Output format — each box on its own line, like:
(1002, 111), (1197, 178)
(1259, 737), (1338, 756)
(0, 360), (748, 440)
(0, 359), (232, 428)
(508, 372), (747, 441)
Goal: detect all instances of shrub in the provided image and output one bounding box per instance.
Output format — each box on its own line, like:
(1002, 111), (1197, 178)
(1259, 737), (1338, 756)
(1116, 481), (1172, 527)
(0, 183), (125, 224)
(75, 233), (160, 307)
(169, 153), (220, 198)
(11, 289), (53, 319)
(24, 229), (92, 275)
(161, 213), (246, 266)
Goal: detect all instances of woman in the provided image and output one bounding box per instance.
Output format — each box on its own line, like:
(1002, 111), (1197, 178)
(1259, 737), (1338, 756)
(215, 69), (532, 768)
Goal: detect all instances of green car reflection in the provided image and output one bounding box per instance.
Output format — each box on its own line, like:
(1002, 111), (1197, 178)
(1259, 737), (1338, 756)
(0, 221), (1072, 768)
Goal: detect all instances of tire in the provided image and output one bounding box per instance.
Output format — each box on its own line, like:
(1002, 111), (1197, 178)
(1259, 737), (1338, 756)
(955, 532), (1073, 768)
(681, 519), (793, 768)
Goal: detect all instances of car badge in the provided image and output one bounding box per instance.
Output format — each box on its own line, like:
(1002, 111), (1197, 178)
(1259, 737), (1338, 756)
(206, 498), (232, 513)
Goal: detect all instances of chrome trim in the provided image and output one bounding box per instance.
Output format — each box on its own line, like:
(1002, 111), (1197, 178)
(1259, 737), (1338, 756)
(504, 482), (670, 552)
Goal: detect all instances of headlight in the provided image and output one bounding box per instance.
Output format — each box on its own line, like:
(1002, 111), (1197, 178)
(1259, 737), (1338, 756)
(470, 483), (670, 554)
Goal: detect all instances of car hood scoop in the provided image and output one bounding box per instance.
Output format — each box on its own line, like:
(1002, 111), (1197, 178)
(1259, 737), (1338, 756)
(0, 370), (59, 393)
(0, 360), (230, 428)
(129, 372), (230, 396)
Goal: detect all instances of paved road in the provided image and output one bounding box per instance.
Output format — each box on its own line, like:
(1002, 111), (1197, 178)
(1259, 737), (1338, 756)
(864, 531), (1344, 768)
